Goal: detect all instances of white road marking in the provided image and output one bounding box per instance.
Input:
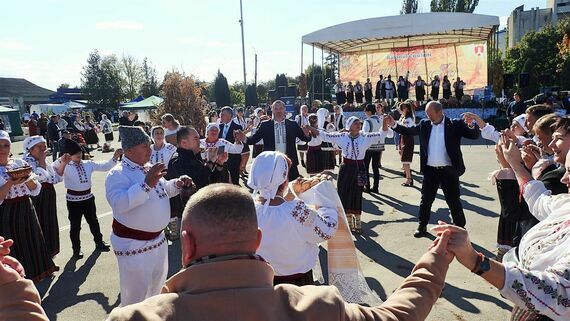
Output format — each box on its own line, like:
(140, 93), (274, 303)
(59, 211), (113, 231)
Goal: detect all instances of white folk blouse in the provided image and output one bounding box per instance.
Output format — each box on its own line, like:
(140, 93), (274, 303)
(0, 158), (41, 204)
(23, 156), (62, 185)
(256, 199), (338, 276)
(150, 143), (177, 168)
(56, 157), (117, 201)
(319, 129), (393, 160)
(499, 180), (570, 320)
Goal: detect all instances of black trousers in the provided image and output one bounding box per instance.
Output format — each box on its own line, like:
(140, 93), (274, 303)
(227, 154), (242, 185)
(418, 166), (466, 228)
(364, 150), (380, 189)
(67, 197), (103, 252)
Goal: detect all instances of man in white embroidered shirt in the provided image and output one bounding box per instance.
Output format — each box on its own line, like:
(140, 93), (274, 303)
(105, 126), (194, 306)
(386, 101), (480, 238)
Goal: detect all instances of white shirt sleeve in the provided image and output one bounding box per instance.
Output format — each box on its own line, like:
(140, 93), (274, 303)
(105, 170), (151, 213)
(88, 157), (118, 172)
(480, 124), (501, 143)
(163, 178), (181, 198)
(26, 175), (42, 197)
(222, 139), (244, 154)
(319, 130), (345, 145)
(523, 180), (570, 221)
(289, 201), (338, 244)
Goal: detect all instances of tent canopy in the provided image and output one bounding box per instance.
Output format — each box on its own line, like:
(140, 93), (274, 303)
(123, 96), (163, 109)
(0, 106), (17, 113)
(302, 12), (500, 54)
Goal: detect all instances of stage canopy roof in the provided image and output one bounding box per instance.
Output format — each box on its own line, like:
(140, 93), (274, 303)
(302, 13), (500, 54)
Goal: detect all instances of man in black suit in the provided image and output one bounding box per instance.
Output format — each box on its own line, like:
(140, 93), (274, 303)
(386, 101), (480, 237)
(246, 100), (312, 181)
(219, 106), (243, 185)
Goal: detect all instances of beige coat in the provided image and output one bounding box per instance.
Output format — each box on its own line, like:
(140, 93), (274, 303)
(107, 251), (448, 321)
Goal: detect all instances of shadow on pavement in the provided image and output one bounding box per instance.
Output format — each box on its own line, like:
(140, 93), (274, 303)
(40, 251), (119, 321)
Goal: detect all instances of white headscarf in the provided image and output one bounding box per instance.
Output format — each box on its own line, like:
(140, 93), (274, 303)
(345, 116), (360, 130)
(247, 151), (289, 213)
(317, 108), (329, 130)
(23, 135), (45, 154)
(206, 122), (220, 134)
(513, 114), (529, 133)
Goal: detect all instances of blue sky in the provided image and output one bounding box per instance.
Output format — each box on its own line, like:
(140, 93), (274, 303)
(0, 0), (544, 90)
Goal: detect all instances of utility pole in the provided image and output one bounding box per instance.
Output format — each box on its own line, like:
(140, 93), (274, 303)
(239, 0), (247, 92)
(254, 53), (258, 86)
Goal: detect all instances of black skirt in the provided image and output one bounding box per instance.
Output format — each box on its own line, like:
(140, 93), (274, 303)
(321, 143), (336, 170)
(306, 147), (324, 175)
(364, 90), (373, 103)
(415, 87), (426, 101)
(253, 144), (264, 158)
(84, 129), (99, 145)
(347, 92), (354, 104)
(337, 161), (364, 215)
(400, 135), (414, 163)
(495, 179), (520, 246)
(32, 183), (59, 257)
(336, 92), (346, 104)
(443, 88), (452, 99)
(431, 87), (440, 100)
(0, 196), (57, 282)
(242, 143), (250, 154)
(355, 92), (364, 103)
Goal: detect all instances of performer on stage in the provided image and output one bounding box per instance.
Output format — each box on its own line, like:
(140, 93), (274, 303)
(442, 76), (452, 100)
(295, 105), (310, 168)
(385, 101), (480, 237)
(234, 107), (251, 178)
(354, 80), (364, 105)
(429, 76), (441, 101)
(309, 117), (393, 233)
(453, 77), (466, 101)
(58, 138), (122, 259)
(364, 78), (373, 103)
(248, 151), (338, 285)
(245, 100), (312, 181)
(0, 131), (57, 283)
(397, 76), (409, 102)
(414, 76), (427, 104)
(384, 75), (396, 104)
(150, 126), (177, 167)
(219, 107), (244, 185)
(334, 80), (346, 105)
(23, 136), (66, 258)
(375, 75), (384, 101)
(346, 81), (354, 105)
(106, 125), (194, 306)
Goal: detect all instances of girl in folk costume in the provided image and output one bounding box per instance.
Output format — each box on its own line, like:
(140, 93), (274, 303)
(57, 138), (123, 259)
(0, 131), (57, 282)
(200, 123), (243, 182)
(332, 105), (345, 163)
(83, 115), (100, 149)
(317, 108), (336, 170)
(295, 105), (310, 168)
(398, 102), (416, 187)
(149, 126), (176, 168)
(234, 107), (251, 178)
(23, 136), (66, 258)
(305, 114), (324, 175)
(248, 151), (338, 286)
(310, 116), (393, 233)
(99, 114), (114, 153)
(251, 108), (266, 158)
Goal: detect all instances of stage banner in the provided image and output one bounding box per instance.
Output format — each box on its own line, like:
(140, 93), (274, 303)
(339, 42), (487, 95)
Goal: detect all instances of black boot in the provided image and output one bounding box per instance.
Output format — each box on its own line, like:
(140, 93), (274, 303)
(95, 241), (111, 252)
(413, 225), (428, 238)
(73, 249), (84, 259)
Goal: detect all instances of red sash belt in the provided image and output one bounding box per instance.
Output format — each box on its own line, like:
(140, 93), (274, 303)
(343, 158), (364, 165)
(67, 188), (91, 196)
(4, 195), (30, 204)
(307, 146), (321, 151)
(112, 219), (162, 241)
(41, 182), (53, 188)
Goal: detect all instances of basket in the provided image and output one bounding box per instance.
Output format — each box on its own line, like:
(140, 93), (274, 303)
(6, 166), (32, 180)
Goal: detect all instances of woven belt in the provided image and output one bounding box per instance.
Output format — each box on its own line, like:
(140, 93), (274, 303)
(112, 219), (162, 241)
(67, 188), (91, 196)
(307, 146), (321, 151)
(343, 158), (364, 165)
(113, 236), (166, 257)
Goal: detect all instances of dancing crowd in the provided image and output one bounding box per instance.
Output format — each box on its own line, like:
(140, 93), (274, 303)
(1, 97), (570, 321)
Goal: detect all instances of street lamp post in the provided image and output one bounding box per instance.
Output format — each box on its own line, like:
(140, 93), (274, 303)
(239, 0), (247, 94)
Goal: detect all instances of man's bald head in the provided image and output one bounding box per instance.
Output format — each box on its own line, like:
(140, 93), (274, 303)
(425, 101), (444, 124)
(180, 184), (261, 266)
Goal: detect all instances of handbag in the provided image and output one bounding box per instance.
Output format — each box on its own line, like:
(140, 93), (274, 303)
(351, 137), (368, 187)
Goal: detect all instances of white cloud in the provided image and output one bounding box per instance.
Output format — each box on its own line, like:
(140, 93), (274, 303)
(95, 21), (144, 30)
(0, 39), (25, 50)
(205, 40), (239, 48)
(177, 36), (201, 45)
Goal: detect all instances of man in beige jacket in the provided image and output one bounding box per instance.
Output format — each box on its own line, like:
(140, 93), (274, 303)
(0, 183), (453, 321)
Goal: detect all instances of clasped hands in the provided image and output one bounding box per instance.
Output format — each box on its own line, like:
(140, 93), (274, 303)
(290, 174), (332, 195)
(428, 221), (480, 269)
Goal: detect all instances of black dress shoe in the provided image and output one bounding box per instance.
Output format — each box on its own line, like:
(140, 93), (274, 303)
(370, 187), (379, 194)
(413, 225), (428, 238)
(95, 241), (111, 252)
(73, 251), (84, 259)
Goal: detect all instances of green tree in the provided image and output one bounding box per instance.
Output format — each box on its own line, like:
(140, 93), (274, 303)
(305, 64), (336, 101)
(274, 73), (288, 90)
(81, 50), (124, 109)
(214, 70), (232, 107)
(58, 83), (70, 89)
(230, 82), (245, 106)
(245, 84), (258, 107)
(400, 0), (418, 14)
(430, 0), (478, 12)
(256, 84), (268, 104)
(81, 50), (103, 107)
(140, 58), (160, 98)
(121, 54), (143, 100)
(157, 71), (207, 133)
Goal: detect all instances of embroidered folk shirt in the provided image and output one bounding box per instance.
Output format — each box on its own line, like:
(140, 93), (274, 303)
(150, 143), (177, 168)
(319, 129), (393, 160)
(105, 157), (181, 233)
(23, 156), (62, 185)
(499, 180), (570, 320)
(0, 159), (41, 204)
(57, 157), (117, 201)
(256, 199), (338, 276)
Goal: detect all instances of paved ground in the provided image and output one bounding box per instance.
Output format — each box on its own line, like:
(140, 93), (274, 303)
(20, 133), (513, 321)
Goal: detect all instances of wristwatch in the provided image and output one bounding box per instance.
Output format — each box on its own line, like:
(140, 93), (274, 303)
(472, 253), (491, 276)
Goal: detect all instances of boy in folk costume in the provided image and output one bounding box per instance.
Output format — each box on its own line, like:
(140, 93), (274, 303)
(57, 138), (123, 259)
(106, 126), (194, 306)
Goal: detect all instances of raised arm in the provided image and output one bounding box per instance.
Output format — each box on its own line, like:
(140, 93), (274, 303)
(90, 149), (122, 171)
(245, 121), (266, 145)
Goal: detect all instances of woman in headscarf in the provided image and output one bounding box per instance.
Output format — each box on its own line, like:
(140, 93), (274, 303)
(309, 116), (393, 233)
(150, 126), (177, 168)
(99, 114), (114, 143)
(83, 115), (100, 149)
(248, 151), (338, 286)
(0, 131), (57, 282)
(23, 136), (67, 258)
(200, 123), (243, 183)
